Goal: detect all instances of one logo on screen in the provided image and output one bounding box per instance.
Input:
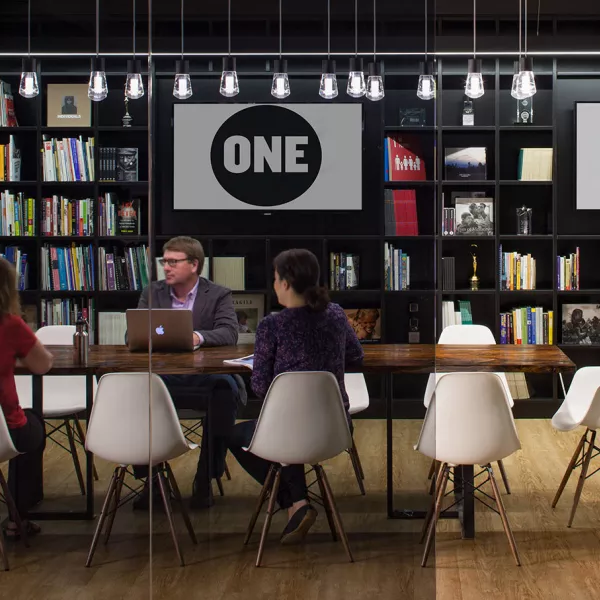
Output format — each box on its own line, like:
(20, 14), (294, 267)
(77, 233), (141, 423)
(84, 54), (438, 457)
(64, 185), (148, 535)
(155, 325), (165, 336)
(210, 105), (322, 207)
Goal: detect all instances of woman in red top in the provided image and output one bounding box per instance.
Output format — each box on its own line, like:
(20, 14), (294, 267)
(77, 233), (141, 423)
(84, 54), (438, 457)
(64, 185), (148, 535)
(0, 257), (53, 537)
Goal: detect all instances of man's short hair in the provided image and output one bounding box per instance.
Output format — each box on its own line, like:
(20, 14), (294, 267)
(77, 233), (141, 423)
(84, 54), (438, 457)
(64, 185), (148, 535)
(163, 236), (205, 275)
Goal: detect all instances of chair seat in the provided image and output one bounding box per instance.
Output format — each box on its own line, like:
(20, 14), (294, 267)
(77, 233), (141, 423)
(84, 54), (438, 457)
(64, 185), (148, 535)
(176, 408), (207, 420)
(345, 374), (370, 416)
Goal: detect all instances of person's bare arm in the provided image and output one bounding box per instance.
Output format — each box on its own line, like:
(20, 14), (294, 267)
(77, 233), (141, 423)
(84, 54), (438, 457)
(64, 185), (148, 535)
(19, 340), (54, 375)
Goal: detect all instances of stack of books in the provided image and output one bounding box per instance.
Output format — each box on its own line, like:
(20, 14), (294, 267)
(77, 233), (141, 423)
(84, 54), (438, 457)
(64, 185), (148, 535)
(499, 246), (537, 290)
(41, 244), (95, 291)
(518, 148), (553, 181)
(0, 192), (35, 236)
(384, 242), (410, 291)
(41, 196), (93, 237)
(329, 253), (360, 290)
(557, 249), (580, 290)
(42, 136), (95, 182)
(500, 306), (553, 344)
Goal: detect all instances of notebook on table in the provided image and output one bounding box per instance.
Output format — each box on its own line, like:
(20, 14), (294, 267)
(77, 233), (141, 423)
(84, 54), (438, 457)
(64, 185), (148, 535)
(223, 354), (254, 370)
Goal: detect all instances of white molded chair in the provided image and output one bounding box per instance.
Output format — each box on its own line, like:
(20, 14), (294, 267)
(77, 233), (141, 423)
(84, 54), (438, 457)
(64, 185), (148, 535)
(551, 367), (600, 527)
(15, 325), (99, 495)
(243, 371), (354, 567)
(0, 409), (28, 571)
(425, 324), (514, 495)
(345, 373), (369, 495)
(85, 373), (198, 567)
(416, 373), (522, 567)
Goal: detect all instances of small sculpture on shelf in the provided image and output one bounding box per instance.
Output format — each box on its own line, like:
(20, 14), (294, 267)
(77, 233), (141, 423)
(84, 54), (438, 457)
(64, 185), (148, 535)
(122, 88), (133, 128)
(516, 205), (533, 236)
(470, 243), (479, 291)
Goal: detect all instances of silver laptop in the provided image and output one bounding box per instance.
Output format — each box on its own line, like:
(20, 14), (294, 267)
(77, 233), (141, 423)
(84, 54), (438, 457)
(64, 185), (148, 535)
(126, 309), (194, 352)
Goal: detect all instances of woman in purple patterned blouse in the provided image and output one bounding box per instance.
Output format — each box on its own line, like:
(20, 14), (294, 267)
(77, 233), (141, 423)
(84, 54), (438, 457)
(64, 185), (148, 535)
(229, 249), (364, 545)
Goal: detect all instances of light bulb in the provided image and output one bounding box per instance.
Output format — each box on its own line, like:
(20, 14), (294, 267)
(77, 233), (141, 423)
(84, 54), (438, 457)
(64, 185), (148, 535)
(88, 57), (108, 102)
(347, 57), (365, 98)
(417, 74), (435, 101)
(220, 57), (239, 97)
(511, 72), (521, 99)
(465, 59), (484, 99)
(19, 72), (39, 99)
(514, 57), (537, 99)
(173, 60), (193, 100)
(319, 60), (338, 100)
(271, 60), (290, 99)
(366, 62), (384, 101)
(125, 61), (144, 99)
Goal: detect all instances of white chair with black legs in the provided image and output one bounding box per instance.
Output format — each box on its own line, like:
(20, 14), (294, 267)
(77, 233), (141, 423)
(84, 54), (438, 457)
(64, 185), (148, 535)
(416, 373), (522, 568)
(345, 373), (369, 496)
(551, 366), (600, 527)
(15, 325), (98, 495)
(424, 324), (514, 495)
(85, 373), (197, 567)
(0, 408), (28, 571)
(243, 371), (354, 567)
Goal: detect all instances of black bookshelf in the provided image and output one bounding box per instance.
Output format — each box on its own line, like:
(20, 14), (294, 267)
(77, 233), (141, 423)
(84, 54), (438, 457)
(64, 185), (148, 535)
(3, 55), (600, 418)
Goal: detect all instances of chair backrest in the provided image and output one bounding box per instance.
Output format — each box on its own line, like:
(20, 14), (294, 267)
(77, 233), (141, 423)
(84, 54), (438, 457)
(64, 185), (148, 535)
(0, 406), (19, 464)
(416, 373), (521, 466)
(554, 367), (600, 430)
(85, 373), (190, 465)
(245, 371), (352, 465)
(345, 373), (370, 415)
(35, 325), (76, 345)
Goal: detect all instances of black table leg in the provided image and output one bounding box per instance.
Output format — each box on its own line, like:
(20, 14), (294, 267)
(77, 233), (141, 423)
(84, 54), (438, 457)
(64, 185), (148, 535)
(205, 400), (214, 507)
(458, 464), (475, 539)
(386, 372), (394, 518)
(85, 373), (95, 520)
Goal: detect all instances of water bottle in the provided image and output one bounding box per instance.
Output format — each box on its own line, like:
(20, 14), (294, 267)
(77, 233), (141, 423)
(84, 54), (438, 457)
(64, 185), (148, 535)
(73, 316), (89, 366)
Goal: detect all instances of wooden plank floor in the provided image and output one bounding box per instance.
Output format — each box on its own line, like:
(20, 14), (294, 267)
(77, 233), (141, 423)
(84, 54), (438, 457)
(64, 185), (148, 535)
(0, 419), (599, 599)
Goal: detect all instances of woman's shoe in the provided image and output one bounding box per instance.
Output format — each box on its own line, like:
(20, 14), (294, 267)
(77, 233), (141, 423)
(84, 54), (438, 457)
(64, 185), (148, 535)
(280, 505), (318, 545)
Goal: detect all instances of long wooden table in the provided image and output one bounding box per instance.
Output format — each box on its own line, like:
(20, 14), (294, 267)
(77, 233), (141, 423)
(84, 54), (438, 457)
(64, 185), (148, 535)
(16, 343), (575, 536)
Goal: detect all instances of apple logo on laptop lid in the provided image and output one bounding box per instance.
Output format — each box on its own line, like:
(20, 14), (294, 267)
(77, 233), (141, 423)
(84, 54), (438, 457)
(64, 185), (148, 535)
(156, 325), (165, 336)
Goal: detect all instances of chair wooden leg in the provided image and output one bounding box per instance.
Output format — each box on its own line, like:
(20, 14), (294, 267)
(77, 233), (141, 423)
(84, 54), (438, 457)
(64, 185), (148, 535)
(497, 460), (511, 495)
(552, 430), (587, 509)
(73, 416), (99, 481)
(103, 468), (126, 545)
(348, 444), (366, 496)
(244, 465), (275, 546)
(215, 477), (225, 497)
(318, 465), (354, 563)
(314, 464), (337, 541)
(165, 463), (197, 545)
(86, 469), (119, 567)
(568, 430), (596, 528)
(0, 470), (27, 548)
(65, 419), (86, 495)
(428, 461), (442, 496)
(0, 523), (8, 571)
(351, 437), (365, 480)
(256, 468), (281, 567)
(157, 468), (185, 567)
(224, 460), (232, 481)
(421, 463), (449, 568)
(427, 459), (437, 480)
(487, 465), (521, 566)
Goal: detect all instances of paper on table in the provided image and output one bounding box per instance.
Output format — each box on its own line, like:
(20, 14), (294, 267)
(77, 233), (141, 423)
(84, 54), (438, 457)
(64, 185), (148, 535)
(223, 354), (254, 370)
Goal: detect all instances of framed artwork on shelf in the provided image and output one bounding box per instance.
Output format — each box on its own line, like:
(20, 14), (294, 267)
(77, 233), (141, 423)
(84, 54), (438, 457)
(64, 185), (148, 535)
(444, 147), (487, 180)
(233, 293), (265, 344)
(344, 307), (381, 342)
(561, 303), (600, 345)
(454, 198), (494, 236)
(46, 83), (92, 127)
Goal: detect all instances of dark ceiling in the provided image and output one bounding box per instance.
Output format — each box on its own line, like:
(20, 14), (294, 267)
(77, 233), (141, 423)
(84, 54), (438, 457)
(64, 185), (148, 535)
(2, 0), (600, 55)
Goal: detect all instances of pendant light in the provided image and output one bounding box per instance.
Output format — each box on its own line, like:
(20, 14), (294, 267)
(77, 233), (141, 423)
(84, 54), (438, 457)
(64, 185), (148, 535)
(465, 0), (484, 99)
(125, 0), (144, 99)
(220, 0), (239, 97)
(347, 0), (365, 98)
(511, 0), (523, 99)
(319, 0), (338, 99)
(19, 0), (38, 99)
(513, 0), (537, 99)
(366, 0), (384, 101)
(417, 0), (435, 100)
(173, 0), (192, 99)
(88, 0), (108, 101)
(271, 0), (290, 99)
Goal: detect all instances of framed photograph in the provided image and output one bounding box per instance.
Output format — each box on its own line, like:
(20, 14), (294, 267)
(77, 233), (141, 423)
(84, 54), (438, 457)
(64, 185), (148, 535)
(233, 293), (265, 344)
(344, 307), (381, 342)
(562, 304), (600, 345)
(454, 198), (494, 236)
(47, 84), (92, 127)
(444, 147), (487, 180)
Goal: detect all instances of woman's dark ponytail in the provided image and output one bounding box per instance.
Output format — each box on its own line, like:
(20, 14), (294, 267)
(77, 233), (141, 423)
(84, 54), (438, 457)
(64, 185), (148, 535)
(273, 249), (330, 312)
(304, 285), (330, 313)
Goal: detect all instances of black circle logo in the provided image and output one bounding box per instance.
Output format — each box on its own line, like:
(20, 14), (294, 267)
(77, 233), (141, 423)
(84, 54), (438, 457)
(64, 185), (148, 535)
(210, 105), (322, 207)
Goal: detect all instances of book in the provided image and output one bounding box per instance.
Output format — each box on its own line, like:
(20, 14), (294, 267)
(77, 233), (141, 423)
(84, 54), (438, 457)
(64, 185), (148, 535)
(454, 198), (494, 236)
(386, 135), (426, 181)
(223, 354), (254, 369)
(116, 148), (139, 182)
(117, 199), (141, 235)
(213, 256), (245, 290)
(233, 293), (265, 344)
(444, 147), (487, 180)
(46, 83), (91, 127)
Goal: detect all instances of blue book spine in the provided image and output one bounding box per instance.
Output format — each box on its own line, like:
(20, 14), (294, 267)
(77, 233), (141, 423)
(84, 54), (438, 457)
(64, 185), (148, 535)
(57, 248), (67, 290)
(526, 306), (532, 345)
(531, 308), (537, 344)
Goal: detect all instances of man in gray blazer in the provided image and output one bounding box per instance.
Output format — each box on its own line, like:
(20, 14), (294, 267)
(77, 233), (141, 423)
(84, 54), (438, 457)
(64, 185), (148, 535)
(132, 236), (241, 509)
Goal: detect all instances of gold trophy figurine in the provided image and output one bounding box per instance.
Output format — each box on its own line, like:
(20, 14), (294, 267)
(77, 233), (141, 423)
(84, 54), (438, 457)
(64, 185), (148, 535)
(470, 244), (479, 291)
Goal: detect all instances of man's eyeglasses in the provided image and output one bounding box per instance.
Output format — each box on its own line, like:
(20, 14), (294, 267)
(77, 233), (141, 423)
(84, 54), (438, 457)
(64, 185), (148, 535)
(158, 257), (191, 268)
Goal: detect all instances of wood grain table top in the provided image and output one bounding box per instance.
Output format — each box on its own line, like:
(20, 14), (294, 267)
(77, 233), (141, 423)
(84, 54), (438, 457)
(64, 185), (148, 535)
(14, 343), (575, 376)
